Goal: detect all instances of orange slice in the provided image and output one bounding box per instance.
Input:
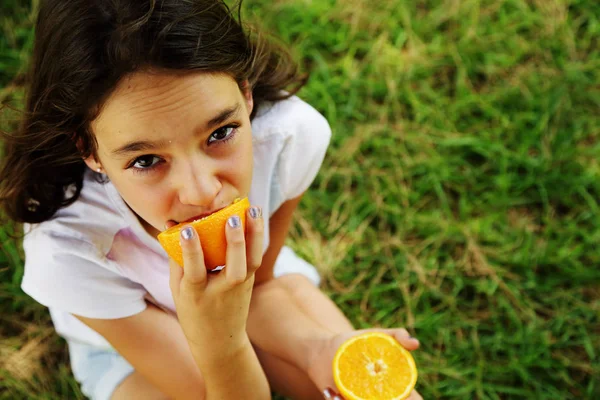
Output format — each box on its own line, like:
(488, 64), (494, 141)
(332, 332), (418, 400)
(157, 197), (250, 270)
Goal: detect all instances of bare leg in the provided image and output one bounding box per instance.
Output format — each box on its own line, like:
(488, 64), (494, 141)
(109, 350), (322, 400)
(111, 372), (169, 400)
(111, 275), (353, 400)
(253, 345), (322, 400)
(275, 274), (354, 334)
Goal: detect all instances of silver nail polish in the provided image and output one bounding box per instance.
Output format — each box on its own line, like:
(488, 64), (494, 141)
(323, 389), (333, 399)
(249, 206), (261, 219)
(228, 215), (241, 228)
(181, 227), (194, 240)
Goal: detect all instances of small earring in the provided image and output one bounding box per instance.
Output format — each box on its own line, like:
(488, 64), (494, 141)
(96, 167), (102, 173)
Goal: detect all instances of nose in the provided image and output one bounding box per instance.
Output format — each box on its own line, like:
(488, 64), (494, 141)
(176, 161), (221, 207)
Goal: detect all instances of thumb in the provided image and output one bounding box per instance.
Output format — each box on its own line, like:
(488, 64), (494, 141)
(382, 328), (420, 351)
(323, 387), (344, 399)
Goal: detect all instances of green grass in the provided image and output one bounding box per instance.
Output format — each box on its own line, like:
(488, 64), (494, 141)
(1, 0), (599, 398)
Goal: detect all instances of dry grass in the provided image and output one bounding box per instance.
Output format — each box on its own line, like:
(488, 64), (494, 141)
(2, 0), (600, 398)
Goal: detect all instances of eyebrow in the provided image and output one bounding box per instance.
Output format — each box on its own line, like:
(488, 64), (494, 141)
(110, 103), (242, 157)
(206, 103), (241, 130)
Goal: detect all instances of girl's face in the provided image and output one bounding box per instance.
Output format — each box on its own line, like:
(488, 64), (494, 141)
(86, 71), (254, 237)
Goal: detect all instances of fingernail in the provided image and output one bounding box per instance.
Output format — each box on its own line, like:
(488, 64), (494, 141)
(181, 226), (194, 240)
(323, 388), (333, 399)
(228, 215), (241, 228)
(333, 396), (343, 400)
(249, 206), (262, 219)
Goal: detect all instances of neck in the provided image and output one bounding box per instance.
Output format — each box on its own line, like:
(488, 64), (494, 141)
(141, 218), (162, 239)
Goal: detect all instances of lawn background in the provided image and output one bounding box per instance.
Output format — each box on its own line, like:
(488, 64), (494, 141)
(1, 0), (599, 399)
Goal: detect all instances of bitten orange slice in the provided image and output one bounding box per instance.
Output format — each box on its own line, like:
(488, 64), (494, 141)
(157, 197), (250, 270)
(332, 332), (418, 400)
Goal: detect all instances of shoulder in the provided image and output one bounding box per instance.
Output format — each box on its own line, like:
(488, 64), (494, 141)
(24, 170), (128, 256)
(21, 226), (147, 318)
(251, 95), (331, 145)
(22, 175), (125, 286)
(250, 96), (332, 204)
(21, 182), (147, 319)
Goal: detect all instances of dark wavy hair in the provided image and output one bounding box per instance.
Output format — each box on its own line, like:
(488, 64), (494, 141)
(0, 0), (307, 224)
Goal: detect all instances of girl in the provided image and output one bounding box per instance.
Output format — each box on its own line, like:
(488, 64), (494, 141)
(0, 1), (422, 399)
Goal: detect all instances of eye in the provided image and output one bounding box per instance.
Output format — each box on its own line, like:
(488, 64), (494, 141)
(130, 155), (162, 169)
(208, 125), (238, 144)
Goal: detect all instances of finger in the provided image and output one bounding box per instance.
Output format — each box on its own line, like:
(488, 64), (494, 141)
(367, 328), (419, 350)
(165, 220), (178, 230)
(224, 214), (247, 285)
(180, 225), (208, 287)
(387, 328), (420, 350)
(168, 258), (183, 298)
(408, 390), (423, 400)
(323, 388), (345, 400)
(245, 206), (264, 274)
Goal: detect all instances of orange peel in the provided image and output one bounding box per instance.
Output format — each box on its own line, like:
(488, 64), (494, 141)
(157, 197), (250, 270)
(332, 332), (418, 400)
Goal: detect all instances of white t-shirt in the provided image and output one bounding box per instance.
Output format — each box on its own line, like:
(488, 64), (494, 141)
(21, 96), (331, 349)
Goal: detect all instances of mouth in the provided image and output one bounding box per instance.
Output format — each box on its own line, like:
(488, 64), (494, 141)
(178, 206), (227, 225)
(166, 197), (245, 229)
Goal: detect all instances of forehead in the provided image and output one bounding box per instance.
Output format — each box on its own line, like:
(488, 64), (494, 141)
(92, 71), (242, 142)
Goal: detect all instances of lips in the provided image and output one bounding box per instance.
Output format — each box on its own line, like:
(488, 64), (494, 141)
(180, 206), (226, 224)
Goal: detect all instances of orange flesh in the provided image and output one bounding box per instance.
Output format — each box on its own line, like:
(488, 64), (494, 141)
(333, 333), (418, 400)
(157, 197), (250, 269)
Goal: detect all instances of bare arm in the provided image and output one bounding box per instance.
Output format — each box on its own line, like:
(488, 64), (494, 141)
(247, 196), (421, 396)
(75, 305), (204, 400)
(248, 196), (353, 374)
(252, 196), (303, 285)
(76, 302), (268, 400)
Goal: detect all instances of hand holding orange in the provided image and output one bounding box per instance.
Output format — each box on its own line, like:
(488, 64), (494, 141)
(332, 332), (418, 400)
(158, 197), (250, 270)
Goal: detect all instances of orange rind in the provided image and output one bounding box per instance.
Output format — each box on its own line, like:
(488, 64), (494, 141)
(332, 332), (418, 400)
(157, 197), (250, 270)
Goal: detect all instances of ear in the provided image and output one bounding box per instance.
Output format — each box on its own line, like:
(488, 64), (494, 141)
(77, 137), (103, 173)
(82, 154), (104, 173)
(82, 156), (102, 173)
(240, 80), (254, 116)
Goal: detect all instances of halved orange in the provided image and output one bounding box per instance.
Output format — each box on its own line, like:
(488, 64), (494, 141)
(332, 332), (418, 400)
(157, 197), (250, 270)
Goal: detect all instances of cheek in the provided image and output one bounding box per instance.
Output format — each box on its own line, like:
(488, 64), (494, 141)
(231, 134), (254, 187)
(115, 178), (174, 216)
